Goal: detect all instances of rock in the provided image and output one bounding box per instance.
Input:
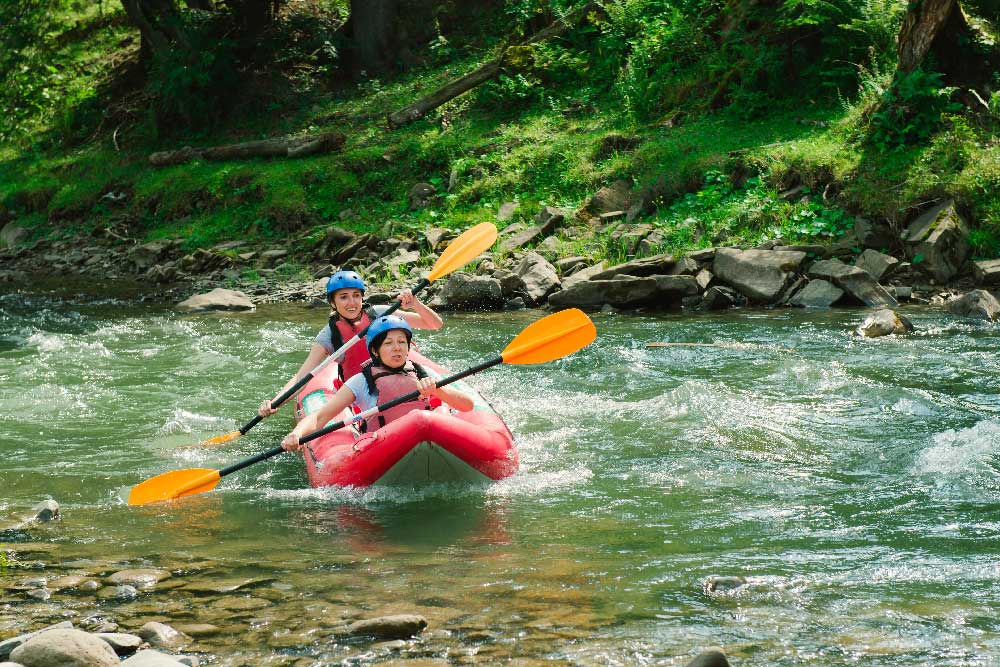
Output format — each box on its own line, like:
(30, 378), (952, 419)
(136, 623), (188, 650)
(498, 208), (565, 253)
(670, 257), (699, 276)
(652, 275), (700, 300)
(856, 308), (914, 337)
(432, 273), (503, 310)
(0, 222), (28, 248)
(128, 240), (179, 272)
(703, 575), (747, 594)
(713, 248), (807, 303)
(408, 183), (436, 209)
(973, 258), (1000, 286)
(345, 615), (427, 640)
(258, 249), (288, 267)
(120, 649), (191, 666)
(636, 229), (666, 256)
(497, 202), (519, 221)
(894, 285), (913, 301)
(535, 205), (566, 230)
(685, 647), (731, 667)
(609, 223), (653, 255)
(947, 289), (1000, 320)
(904, 200), (971, 282)
(787, 279), (844, 308)
(384, 249), (420, 278)
(515, 252), (561, 304)
(586, 180), (633, 215)
(689, 248), (717, 263)
(424, 227), (452, 252)
(854, 217), (896, 250)
(694, 269), (713, 291)
(329, 233), (375, 265)
(561, 261), (608, 289)
(0, 623), (74, 660)
(177, 288), (254, 313)
(590, 253), (675, 281)
(807, 258), (898, 308)
(108, 569), (171, 588)
(95, 633), (143, 656)
(547, 274), (694, 309)
(172, 625), (219, 638)
(10, 628), (119, 667)
(854, 249), (900, 282)
(32, 500), (59, 522)
(146, 265), (182, 284)
(701, 286), (743, 310)
(555, 256), (589, 275)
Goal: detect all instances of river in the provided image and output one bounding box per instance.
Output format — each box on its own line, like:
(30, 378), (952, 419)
(2, 288), (999, 666)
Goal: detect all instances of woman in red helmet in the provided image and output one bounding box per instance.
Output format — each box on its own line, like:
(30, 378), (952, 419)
(259, 270), (443, 419)
(281, 315), (472, 451)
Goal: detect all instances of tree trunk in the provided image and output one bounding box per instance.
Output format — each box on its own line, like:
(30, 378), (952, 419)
(348, 0), (399, 76)
(895, 0), (994, 92)
(896, 0), (958, 75)
(148, 131), (346, 166)
(119, 0), (188, 60)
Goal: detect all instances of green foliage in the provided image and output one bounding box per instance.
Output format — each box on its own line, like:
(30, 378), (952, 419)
(868, 68), (962, 151)
(969, 227), (1000, 259)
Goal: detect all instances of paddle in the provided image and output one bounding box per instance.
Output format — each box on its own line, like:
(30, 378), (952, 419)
(129, 308), (597, 505)
(192, 221), (498, 448)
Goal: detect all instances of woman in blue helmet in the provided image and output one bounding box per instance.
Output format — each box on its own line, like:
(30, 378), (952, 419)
(281, 315), (473, 451)
(258, 270), (443, 418)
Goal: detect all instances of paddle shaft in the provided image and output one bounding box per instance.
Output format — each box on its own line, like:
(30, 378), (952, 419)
(217, 355), (504, 479)
(236, 277), (431, 435)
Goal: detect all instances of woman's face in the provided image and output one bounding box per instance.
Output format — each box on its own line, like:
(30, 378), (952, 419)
(376, 330), (410, 368)
(331, 288), (363, 320)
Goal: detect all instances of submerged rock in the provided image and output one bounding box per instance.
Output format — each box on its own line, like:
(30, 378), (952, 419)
(10, 628), (119, 667)
(345, 614), (428, 640)
(685, 647), (731, 667)
(702, 576), (747, 595)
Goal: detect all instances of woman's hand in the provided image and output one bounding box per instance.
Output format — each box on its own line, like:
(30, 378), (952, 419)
(416, 376), (438, 400)
(397, 289), (416, 309)
(258, 400), (277, 418)
(281, 432), (303, 452)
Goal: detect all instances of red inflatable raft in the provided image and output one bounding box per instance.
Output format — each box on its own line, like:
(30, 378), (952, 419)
(293, 350), (517, 488)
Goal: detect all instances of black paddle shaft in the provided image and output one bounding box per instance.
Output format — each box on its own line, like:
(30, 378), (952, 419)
(236, 278), (431, 435)
(219, 355), (503, 478)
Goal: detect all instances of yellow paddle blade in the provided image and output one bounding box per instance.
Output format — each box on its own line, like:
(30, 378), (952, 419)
(427, 222), (498, 282)
(195, 430), (241, 448)
(128, 468), (222, 506)
(501, 308), (597, 365)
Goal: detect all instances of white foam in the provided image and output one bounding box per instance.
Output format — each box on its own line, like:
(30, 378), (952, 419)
(913, 420), (1000, 476)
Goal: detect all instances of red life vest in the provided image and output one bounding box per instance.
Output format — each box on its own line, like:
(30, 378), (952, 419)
(328, 307), (376, 381)
(359, 360), (437, 432)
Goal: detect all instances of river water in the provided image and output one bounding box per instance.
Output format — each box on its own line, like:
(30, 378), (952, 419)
(2, 288), (999, 666)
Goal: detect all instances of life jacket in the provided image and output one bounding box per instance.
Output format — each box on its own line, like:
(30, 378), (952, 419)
(358, 359), (440, 432)
(327, 306), (378, 380)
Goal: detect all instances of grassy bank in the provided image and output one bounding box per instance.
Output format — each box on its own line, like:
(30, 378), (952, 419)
(2, 1), (1000, 268)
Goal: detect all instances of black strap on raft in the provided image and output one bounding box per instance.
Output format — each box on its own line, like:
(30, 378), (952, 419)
(358, 361), (429, 433)
(327, 306), (377, 379)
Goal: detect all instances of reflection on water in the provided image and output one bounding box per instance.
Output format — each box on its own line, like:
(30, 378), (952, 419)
(2, 293), (1000, 665)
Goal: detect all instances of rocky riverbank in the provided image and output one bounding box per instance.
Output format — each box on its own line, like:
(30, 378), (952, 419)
(2, 189), (999, 325)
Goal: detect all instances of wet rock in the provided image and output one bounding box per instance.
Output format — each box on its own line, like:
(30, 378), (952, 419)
(947, 289), (1000, 320)
(504, 297), (527, 310)
(703, 575), (747, 594)
(120, 649), (191, 666)
(345, 614), (427, 640)
(904, 200), (970, 283)
(177, 288), (254, 313)
(32, 500), (59, 522)
(685, 647), (731, 667)
(99, 585), (139, 600)
(788, 279), (844, 308)
(10, 628), (119, 667)
(172, 624), (219, 638)
(854, 249), (899, 282)
(136, 622), (189, 650)
(713, 248), (807, 303)
(108, 569), (172, 588)
(25, 589), (51, 601)
(857, 309), (914, 337)
(0, 622), (74, 660)
(973, 258), (1000, 286)
(807, 258), (897, 308)
(95, 633), (143, 656)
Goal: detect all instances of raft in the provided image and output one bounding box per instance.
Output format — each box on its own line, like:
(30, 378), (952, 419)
(293, 350), (518, 488)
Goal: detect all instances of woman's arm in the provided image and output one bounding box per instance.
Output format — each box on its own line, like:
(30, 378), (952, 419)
(281, 384), (357, 451)
(396, 289), (443, 330)
(259, 343), (329, 417)
(416, 377), (474, 412)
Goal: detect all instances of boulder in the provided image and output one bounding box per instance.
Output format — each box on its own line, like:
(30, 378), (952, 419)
(586, 179), (633, 214)
(136, 623), (188, 650)
(609, 223), (653, 255)
(713, 248), (807, 303)
(807, 258), (897, 307)
(0, 222), (28, 248)
(433, 273), (503, 310)
(548, 277), (660, 308)
(685, 648), (731, 667)
(177, 288), (254, 313)
(556, 256), (589, 275)
(854, 217), (896, 250)
(0, 623), (74, 660)
(108, 569), (171, 588)
(128, 239), (179, 272)
(701, 286), (743, 310)
(498, 207), (565, 253)
(856, 308), (914, 337)
(787, 279), (844, 307)
(947, 289), (1000, 320)
(854, 249), (900, 282)
(973, 258), (1000, 286)
(904, 200), (971, 282)
(496, 201), (519, 221)
(515, 252), (561, 304)
(329, 233), (375, 265)
(590, 253), (675, 281)
(10, 628), (119, 667)
(561, 261), (608, 289)
(120, 649), (191, 666)
(408, 183), (436, 209)
(424, 227), (452, 252)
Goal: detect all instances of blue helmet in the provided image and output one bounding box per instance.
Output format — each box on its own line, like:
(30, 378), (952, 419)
(326, 270), (366, 296)
(367, 315), (413, 357)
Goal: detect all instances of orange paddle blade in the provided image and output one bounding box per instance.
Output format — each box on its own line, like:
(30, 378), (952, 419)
(427, 222), (497, 282)
(501, 308), (596, 365)
(194, 430), (241, 448)
(128, 468), (222, 506)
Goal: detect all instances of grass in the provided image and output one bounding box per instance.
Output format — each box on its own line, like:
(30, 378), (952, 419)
(2, 4), (1000, 263)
